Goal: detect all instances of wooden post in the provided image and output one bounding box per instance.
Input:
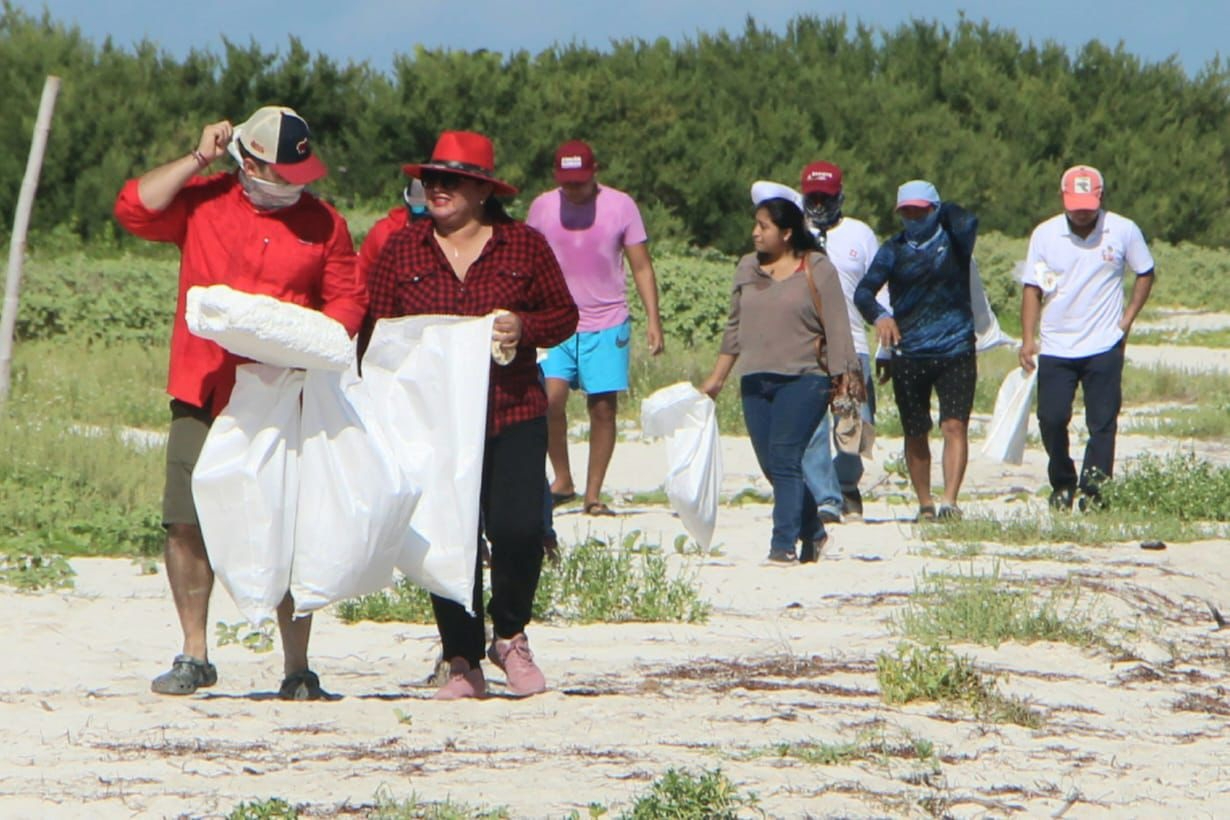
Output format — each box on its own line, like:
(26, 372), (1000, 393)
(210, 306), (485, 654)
(0, 75), (62, 404)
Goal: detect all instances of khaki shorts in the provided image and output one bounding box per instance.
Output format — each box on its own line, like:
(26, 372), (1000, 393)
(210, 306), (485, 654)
(162, 399), (214, 526)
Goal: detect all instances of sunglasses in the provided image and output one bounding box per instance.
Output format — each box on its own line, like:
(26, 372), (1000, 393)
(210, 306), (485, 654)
(421, 170), (467, 190)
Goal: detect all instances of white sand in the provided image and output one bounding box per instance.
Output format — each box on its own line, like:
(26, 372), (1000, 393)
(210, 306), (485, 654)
(2, 426), (1228, 817)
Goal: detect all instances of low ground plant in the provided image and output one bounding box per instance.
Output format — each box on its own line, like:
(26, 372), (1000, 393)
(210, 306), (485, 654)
(896, 565), (1113, 650)
(622, 768), (758, 819)
(337, 533), (710, 625)
(227, 798), (298, 820)
(0, 547), (75, 591)
(534, 533), (711, 624)
(876, 643), (1042, 728)
(1098, 452), (1230, 520)
(764, 728), (939, 773)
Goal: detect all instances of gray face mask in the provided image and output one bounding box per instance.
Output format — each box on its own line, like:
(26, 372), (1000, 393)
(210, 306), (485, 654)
(239, 169), (304, 210)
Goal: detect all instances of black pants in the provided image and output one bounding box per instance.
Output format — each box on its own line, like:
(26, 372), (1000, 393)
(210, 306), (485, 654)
(431, 417), (547, 667)
(1036, 341), (1124, 496)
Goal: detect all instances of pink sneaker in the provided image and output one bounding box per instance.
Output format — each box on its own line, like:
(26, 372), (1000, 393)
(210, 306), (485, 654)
(487, 633), (547, 696)
(432, 658), (487, 701)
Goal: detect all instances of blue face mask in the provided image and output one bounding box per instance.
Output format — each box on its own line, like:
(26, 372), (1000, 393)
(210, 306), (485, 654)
(901, 208), (940, 242)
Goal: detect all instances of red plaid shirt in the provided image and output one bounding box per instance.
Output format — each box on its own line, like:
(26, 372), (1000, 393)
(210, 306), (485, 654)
(366, 218), (578, 437)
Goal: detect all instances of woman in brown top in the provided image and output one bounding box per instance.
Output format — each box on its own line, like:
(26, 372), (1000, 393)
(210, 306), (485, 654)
(702, 191), (863, 564)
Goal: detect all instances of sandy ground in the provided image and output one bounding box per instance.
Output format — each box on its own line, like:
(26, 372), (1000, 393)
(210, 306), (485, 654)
(2, 421), (1229, 819)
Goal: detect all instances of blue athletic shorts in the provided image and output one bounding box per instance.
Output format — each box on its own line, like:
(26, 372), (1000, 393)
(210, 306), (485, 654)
(541, 318), (631, 394)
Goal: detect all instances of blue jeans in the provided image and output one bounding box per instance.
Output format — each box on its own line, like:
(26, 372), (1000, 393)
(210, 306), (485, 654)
(741, 372), (831, 557)
(803, 354), (876, 509)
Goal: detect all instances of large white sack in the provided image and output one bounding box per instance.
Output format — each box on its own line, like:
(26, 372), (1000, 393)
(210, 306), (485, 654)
(970, 258), (1014, 352)
(192, 364), (303, 625)
(186, 284), (354, 371)
(290, 364), (425, 616)
(982, 367), (1038, 465)
(641, 382), (723, 549)
(362, 314), (496, 610)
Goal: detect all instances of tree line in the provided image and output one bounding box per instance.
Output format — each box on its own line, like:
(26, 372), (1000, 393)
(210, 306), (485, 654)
(2, 5), (1228, 253)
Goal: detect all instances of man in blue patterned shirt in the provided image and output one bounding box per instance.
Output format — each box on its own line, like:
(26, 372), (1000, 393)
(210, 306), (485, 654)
(854, 180), (977, 522)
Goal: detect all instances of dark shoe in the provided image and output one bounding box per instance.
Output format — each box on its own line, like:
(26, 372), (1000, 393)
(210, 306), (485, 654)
(915, 504), (937, 523)
(151, 654), (217, 696)
(1049, 487), (1075, 512)
(765, 550), (799, 565)
(817, 508), (843, 525)
(841, 489), (864, 521)
(278, 669), (325, 701)
(937, 504), (963, 521)
(1077, 493), (1106, 513)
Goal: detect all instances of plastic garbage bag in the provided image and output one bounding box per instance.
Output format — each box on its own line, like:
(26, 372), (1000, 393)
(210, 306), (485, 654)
(641, 382), (723, 549)
(970, 258), (1013, 352)
(363, 314), (496, 610)
(192, 364), (304, 625)
(289, 362), (425, 616)
(982, 367), (1038, 465)
(186, 284), (354, 371)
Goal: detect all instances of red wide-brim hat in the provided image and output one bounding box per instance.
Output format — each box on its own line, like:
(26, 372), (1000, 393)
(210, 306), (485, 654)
(402, 130), (518, 197)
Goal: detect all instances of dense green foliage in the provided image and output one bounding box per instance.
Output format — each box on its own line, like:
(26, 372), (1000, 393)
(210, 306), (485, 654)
(4, 7), (1230, 253)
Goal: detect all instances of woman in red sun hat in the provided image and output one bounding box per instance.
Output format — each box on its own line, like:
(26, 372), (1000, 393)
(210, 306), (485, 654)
(365, 131), (578, 700)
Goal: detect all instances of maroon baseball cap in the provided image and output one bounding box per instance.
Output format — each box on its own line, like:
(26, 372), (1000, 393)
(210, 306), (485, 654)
(554, 140), (596, 183)
(800, 161), (843, 196)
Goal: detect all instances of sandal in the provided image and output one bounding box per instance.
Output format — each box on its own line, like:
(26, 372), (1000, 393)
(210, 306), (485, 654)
(584, 501), (616, 517)
(151, 654), (217, 696)
(916, 504), (937, 523)
(278, 669), (326, 701)
(551, 491), (577, 507)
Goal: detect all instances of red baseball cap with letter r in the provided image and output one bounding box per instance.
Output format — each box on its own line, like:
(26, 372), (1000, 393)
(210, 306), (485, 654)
(800, 161), (843, 196)
(554, 140), (596, 183)
(234, 106), (327, 185)
(1061, 165), (1104, 211)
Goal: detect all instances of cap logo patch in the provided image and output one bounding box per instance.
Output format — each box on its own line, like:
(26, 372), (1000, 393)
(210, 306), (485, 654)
(296, 138), (310, 156)
(250, 140), (266, 154)
(1074, 176), (1093, 193)
(560, 155), (584, 169)
(808, 171), (833, 181)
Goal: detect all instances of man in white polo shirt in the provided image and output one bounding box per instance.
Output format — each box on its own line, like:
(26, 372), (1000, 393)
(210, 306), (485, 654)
(1019, 165), (1155, 510)
(798, 161), (881, 523)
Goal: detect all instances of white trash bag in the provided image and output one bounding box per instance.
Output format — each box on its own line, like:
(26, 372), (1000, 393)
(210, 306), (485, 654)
(641, 382), (723, 550)
(290, 363), (425, 616)
(192, 364), (304, 626)
(970, 258), (1014, 352)
(363, 314), (496, 610)
(982, 367), (1038, 465)
(186, 284), (354, 371)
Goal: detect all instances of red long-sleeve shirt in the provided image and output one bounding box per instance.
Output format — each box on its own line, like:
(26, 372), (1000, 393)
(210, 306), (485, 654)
(114, 173), (367, 414)
(366, 218), (578, 437)
(357, 206), (411, 282)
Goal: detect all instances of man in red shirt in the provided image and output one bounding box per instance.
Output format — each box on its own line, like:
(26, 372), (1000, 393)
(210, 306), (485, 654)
(114, 106), (367, 699)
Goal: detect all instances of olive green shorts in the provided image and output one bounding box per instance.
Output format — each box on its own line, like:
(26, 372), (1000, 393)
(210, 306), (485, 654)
(162, 399), (214, 527)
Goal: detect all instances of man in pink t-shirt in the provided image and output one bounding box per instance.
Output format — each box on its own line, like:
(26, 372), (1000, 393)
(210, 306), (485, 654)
(526, 140), (664, 516)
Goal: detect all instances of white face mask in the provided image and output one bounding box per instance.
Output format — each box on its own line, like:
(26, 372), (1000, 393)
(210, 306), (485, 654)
(239, 168), (304, 210)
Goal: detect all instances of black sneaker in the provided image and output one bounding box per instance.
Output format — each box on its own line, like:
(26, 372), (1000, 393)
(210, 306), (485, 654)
(841, 489), (864, 521)
(278, 669), (325, 701)
(1049, 487), (1075, 512)
(817, 508), (843, 525)
(937, 504), (963, 521)
(764, 550), (799, 565)
(151, 655), (217, 696)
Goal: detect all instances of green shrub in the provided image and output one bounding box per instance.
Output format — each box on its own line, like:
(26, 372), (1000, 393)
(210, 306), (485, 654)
(622, 768), (758, 820)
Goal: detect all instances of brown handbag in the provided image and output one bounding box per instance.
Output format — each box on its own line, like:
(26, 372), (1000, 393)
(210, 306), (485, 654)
(802, 253), (828, 372)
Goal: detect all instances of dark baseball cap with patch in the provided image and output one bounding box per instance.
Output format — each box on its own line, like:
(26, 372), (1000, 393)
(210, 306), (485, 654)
(234, 106), (327, 185)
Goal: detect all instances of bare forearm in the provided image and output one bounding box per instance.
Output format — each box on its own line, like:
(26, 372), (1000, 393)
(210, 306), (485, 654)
(1020, 285), (1042, 345)
(631, 266), (661, 326)
(1122, 273), (1155, 327)
(137, 155), (205, 212)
